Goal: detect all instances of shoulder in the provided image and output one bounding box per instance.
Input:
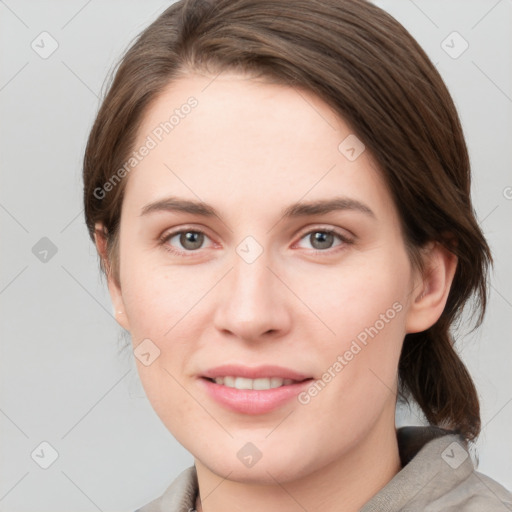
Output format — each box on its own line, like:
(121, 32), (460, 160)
(406, 428), (512, 511)
(134, 466), (197, 512)
(428, 470), (512, 511)
(363, 427), (512, 511)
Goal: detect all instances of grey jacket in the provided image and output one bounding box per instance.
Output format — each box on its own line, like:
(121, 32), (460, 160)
(136, 426), (512, 511)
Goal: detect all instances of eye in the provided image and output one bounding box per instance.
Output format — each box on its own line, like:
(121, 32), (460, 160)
(160, 229), (214, 255)
(159, 227), (352, 257)
(295, 228), (352, 252)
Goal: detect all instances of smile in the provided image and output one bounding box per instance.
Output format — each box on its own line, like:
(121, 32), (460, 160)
(200, 375), (314, 415)
(206, 376), (298, 390)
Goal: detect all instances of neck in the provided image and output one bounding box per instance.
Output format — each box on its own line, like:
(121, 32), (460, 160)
(194, 413), (401, 512)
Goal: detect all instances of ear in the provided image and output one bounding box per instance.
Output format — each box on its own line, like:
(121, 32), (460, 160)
(94, 223), (131, 332)
(405, 241), (458, 334)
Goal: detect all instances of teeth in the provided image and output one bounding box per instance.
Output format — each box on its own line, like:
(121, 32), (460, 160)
(212, 376), (296, 390)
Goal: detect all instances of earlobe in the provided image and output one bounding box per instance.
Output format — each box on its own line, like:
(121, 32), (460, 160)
(405, 242), (458, 334)
(94, 222), (131, 332)
(112, 306), (130, 331)
(108, 283), (130, 331)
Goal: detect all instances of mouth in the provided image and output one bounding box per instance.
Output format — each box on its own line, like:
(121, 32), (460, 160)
(198, 365), (314, 414)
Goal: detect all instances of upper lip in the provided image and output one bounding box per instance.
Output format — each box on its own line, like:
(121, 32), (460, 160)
(201, 364), (312, 381)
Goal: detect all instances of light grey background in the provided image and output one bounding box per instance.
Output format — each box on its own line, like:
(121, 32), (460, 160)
(0, 0), (511, 510)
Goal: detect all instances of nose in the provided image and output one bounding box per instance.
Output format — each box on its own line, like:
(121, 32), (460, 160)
(213, 247), (292, 342)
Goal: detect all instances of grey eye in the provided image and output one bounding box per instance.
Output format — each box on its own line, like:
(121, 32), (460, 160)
(174, 231), (205, 250)
(308, 231), (336, 250)
(295, 229), (350, 252)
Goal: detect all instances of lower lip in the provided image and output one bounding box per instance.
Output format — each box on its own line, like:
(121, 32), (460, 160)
(199, 377), (314, 415)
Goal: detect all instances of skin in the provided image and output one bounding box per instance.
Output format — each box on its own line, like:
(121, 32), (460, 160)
(96, 71), (457, 512)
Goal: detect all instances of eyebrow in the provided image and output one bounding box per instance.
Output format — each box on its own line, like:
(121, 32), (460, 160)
(140, 196), (375, 220)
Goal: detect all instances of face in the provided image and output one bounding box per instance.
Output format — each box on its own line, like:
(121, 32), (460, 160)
(105, 72), (424, 484)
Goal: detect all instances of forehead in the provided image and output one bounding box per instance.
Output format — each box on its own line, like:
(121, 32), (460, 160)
(135, 71), (348, 159)
(125, 72), (392, 220)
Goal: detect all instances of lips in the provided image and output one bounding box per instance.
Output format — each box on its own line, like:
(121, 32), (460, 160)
(199, 364), (314, 414)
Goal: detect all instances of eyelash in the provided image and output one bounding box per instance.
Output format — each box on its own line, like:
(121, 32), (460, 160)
(158, 226), (354, 258)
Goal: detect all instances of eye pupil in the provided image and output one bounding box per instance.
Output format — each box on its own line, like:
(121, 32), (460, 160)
(180, 231), (204, 250)
(311, 231), (334, 250)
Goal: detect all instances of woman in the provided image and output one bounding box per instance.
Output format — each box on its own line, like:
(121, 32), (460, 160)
(83, 0), (512, 510)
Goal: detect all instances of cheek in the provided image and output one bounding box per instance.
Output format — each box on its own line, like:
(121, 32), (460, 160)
(296, 248), (409, 408)
(118, 253), (213, 397)
(120, 260), (203, 433)
(120, 255), (205, 338)
(300, 249), (409, 342)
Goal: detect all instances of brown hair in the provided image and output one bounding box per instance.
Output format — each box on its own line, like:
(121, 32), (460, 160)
(83, 0), (492, 441)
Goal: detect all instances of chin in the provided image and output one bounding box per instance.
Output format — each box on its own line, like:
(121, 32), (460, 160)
(197, 443), (321, 484)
